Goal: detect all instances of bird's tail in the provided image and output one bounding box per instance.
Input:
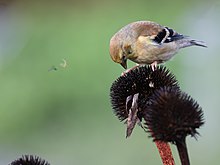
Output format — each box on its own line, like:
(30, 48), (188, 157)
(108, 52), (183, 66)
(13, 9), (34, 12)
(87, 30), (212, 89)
(190, 40), (207, 47)
(177, 37), (207, 49)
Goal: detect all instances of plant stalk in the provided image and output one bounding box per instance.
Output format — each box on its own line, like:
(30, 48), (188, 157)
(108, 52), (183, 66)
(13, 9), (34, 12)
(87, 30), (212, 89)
(155, 140), (175, 165)
(176, 138), (190, 165)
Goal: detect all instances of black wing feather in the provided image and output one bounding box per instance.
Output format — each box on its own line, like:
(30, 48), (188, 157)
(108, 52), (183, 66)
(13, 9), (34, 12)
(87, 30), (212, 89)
(154, 27), (184, 44)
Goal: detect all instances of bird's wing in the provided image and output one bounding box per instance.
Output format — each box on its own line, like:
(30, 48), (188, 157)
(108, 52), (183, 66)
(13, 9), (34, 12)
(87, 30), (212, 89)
(154, 27), (185, 44)
(132, 21), (184, 44)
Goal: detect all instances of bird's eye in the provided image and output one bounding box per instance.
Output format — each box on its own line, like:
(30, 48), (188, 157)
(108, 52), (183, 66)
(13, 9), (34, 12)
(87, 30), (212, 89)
(127, 49), (132, 54)
(123, 45), (132, 55)
(122, 54), (126, 60)
(126, 47), (132, 55)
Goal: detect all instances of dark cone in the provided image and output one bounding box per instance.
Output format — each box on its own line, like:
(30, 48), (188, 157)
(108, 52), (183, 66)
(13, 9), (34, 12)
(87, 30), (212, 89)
(144, 86), (204, 143)
(10, 155), (50, 165)
(110, 65), (179, 122)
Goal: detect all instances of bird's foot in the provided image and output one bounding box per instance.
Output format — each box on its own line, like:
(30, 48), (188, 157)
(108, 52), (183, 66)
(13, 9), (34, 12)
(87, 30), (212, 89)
(150, 61), (158, 71)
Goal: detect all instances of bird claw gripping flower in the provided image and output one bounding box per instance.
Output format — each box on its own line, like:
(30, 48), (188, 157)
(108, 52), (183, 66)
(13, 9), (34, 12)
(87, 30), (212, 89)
(109, 21), (207, 69)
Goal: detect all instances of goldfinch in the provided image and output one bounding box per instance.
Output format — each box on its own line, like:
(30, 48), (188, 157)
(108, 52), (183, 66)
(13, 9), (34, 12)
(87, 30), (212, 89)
(109, 21), (207, 69)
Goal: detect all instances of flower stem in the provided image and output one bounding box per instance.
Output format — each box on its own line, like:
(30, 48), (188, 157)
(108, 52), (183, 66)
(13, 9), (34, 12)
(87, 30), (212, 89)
(155, 140), (175, 165)
(176, 138), (190, 165)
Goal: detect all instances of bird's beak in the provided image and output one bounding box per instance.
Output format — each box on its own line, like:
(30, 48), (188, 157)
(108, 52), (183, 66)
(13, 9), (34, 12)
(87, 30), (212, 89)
(120, 58), (127, 69)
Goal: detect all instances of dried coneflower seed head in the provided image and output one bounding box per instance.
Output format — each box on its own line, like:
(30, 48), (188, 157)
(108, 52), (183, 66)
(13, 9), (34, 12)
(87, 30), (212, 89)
(10, 155), (50, 165)
(110, 65), (179, 122)
(144, 86), (204, 144)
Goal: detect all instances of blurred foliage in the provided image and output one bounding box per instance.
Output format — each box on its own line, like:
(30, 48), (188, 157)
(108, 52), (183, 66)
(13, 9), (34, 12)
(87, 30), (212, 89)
(0, 0), (219, 164)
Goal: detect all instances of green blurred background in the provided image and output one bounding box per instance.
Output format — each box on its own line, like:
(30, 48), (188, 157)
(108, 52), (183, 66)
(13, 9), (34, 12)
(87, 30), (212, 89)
(0, 0), (219, 164)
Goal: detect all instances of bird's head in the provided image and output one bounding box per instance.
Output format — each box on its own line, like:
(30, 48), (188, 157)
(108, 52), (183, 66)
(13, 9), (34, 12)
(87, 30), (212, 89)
(109, 36), (134, 69)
